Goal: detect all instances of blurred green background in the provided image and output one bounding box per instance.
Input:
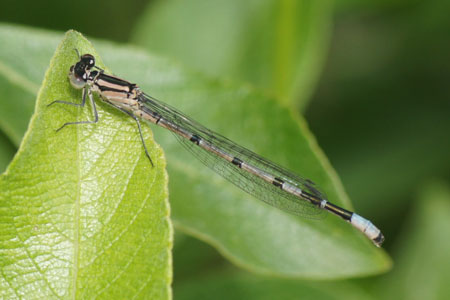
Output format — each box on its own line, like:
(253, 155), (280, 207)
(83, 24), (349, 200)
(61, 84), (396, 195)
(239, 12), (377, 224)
(1, 0), (449, 299)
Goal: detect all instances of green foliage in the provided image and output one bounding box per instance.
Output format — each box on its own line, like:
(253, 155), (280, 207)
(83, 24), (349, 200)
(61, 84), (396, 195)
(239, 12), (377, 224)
(0, 25), (60, 145)
(0, 30), (172, 299)
(132, 0), (333, 110)
(0, 25), (390, 285)
(1, 0), (449, 298)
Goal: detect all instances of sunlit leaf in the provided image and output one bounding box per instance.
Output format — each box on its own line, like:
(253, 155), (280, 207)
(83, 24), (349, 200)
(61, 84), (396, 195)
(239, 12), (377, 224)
(0, 30), (172, 299)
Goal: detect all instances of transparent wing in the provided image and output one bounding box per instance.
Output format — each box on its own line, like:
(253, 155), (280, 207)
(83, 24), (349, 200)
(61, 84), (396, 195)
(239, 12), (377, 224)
(140, 93), (326, 218)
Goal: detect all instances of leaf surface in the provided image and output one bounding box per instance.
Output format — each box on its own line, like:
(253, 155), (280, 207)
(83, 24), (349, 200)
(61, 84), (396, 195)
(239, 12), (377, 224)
(0, 30), (172, 299)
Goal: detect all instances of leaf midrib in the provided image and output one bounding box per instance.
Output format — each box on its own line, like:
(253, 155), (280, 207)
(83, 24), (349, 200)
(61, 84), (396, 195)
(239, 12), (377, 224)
(71, 96), (82, 300)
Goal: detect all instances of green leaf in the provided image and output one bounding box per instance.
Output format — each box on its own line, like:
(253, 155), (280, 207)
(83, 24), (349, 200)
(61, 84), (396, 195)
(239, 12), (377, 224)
(0, 24), (60, 145)
(0, 24), (391, 280)
(131, 0), (333, 109)
(92, 39), (391, 279)
(0, 30), (172, 299)
(379, 181), (450, 300)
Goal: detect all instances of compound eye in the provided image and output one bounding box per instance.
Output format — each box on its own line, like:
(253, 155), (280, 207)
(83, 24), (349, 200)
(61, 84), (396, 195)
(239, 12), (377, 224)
(68, 65), (86, 89)
(80, 54), (95, 69)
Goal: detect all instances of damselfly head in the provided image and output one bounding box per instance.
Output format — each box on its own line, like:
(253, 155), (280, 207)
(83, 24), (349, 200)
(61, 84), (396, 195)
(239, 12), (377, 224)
(79, 54), (95, 70)
(68, 54), (96, 89)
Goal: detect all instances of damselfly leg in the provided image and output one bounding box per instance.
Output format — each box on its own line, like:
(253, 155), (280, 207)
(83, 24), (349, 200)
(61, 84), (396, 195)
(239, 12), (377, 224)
(48, 87), (99, 132)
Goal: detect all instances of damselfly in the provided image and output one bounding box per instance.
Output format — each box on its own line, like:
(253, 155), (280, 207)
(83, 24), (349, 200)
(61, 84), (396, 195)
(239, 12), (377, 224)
(49, 52), (385, 247)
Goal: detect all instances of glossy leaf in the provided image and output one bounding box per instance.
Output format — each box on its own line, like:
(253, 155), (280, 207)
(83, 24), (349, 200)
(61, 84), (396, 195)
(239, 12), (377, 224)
(0, 30), (172, 299)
